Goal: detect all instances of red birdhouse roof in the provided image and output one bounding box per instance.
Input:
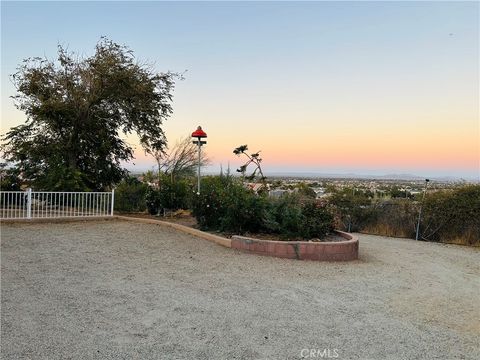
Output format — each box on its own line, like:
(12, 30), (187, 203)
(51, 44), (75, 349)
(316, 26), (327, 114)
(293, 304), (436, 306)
(191, 126), (207, 138)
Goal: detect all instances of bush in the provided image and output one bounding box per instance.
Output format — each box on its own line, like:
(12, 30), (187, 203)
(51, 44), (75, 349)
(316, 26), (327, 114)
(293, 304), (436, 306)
(296, 182), (317, 199)
(145, 187), (161, 215)
(159, 177), (193, 210)
(191, 176), (225, 229)
(265, 193), (334, 239)
(192, 176), (334, 239)
(329, 189), (377, 231)
(300, 200), (335, 239)
(220, 182), (268, 233)
(340, 185), (480, 245)
(114, 177), (149, 212)
(361, 199), (416, 238)
(421, 185), (480, 245)
(146, 176), (194, 215)
(263, 193), (303, 236)
(192, 175), (268, 233)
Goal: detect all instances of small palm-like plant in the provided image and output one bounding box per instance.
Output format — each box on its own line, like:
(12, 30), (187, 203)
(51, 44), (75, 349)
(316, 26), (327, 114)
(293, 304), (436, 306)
(233, 144), (266, 184)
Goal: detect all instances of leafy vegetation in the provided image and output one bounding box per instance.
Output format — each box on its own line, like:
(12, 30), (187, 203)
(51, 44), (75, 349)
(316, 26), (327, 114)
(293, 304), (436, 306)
(192, 175), (334, 239)
(296, 182), (317, 199)
(421, 185), (480, 245)
(149, 136), (210, 187)
(329, 187), (377, 232)
(233, 144), (266, 184)
(330, 184), (480, 245)
(264, 193), (334, 239)
(0, 164), (22, 191)
(145, 175), (194, 215)
(191, 175), (267, 233)
(2, 38), (178, 191)
(2, 36), (476, 245)
(360, 199), (417, 238)
(114, 177), (149, 212)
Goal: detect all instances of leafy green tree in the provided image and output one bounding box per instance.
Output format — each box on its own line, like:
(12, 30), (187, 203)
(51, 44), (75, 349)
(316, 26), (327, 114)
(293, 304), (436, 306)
(2, 38), (178, 191)
(0, 163), (22, 191)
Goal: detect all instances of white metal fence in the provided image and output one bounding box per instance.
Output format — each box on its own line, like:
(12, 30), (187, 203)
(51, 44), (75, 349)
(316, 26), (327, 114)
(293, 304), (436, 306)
(0, 189), (115, 219)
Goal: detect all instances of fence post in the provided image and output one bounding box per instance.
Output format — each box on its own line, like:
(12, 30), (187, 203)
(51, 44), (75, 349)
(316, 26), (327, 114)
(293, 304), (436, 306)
(110, 189), (115, 216)
(26, 188), (32, 219)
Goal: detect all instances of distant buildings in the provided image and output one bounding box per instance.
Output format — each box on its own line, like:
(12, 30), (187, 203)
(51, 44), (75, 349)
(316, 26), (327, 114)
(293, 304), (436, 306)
(269, 189), (289, 198)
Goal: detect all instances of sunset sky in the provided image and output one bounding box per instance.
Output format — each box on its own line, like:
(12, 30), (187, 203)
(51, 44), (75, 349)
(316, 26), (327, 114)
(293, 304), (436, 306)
(1, 1), (479, 179)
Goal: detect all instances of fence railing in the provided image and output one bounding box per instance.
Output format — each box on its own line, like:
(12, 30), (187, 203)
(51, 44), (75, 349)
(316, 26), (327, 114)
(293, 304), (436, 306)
(0, 189), (115, 219)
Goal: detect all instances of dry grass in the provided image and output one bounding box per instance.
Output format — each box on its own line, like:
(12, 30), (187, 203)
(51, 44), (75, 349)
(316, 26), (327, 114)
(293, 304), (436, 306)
(361, 223), (413, 239)
(361, 224), (479, 247)
(438, 228), (480, 247)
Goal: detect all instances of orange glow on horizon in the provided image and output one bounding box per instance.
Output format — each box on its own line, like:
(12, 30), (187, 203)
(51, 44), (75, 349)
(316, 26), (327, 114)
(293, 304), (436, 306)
(131, 122), (479, 173)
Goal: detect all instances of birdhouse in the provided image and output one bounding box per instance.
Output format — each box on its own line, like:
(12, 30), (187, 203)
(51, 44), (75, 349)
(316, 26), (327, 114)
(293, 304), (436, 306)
(191, 126), (207, 139)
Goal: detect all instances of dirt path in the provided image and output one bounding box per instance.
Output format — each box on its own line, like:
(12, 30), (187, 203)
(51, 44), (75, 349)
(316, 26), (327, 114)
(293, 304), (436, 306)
(2, 220), (479, 359)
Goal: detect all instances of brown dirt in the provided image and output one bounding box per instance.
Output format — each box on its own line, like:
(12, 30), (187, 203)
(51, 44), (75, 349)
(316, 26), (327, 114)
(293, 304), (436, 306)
(118, 211), (198, 228)
(2, 220), (479, 359)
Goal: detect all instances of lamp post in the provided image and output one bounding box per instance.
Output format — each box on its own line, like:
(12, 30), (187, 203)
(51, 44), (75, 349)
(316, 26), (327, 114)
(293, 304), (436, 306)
(191, 126), (207, 194)
(415, 178), (430, 241)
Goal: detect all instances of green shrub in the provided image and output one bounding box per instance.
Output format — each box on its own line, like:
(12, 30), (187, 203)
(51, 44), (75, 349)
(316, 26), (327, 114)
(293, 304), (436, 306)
(145, 187), (161, 215)
(296, 182), (317, 199)
(219, 181), (268, 233)
(421, 185), (480, 245)
(192, 175), (268, 233)
(265, 193), (334, 239)
(264, 193), (303, 236)
(329, 188), (377, 231)
(300, 200), (335, 239)
(114, 177), (149, 212)
(146, 176), (194, 215)
(192, 176), (334, 239)
(339, 185), (480, 245)
(191, 176), (225, 229)
(159, 176), (193, 210)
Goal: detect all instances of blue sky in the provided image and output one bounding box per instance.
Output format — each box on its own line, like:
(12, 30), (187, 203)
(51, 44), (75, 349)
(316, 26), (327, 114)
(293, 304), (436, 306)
(1, 1), (479, 179)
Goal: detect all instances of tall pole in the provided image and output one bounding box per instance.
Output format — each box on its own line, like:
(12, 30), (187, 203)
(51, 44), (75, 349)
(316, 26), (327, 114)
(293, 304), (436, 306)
(110, 189), (115, 216)
(415, 179), (430, 241)
(197, 140), (201, 194)
(191, 126), (207, 195)
(26, 188), (32, 219)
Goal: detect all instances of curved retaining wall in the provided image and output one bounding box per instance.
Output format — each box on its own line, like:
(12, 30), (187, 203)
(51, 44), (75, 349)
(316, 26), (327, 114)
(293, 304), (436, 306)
(4, 216), (357, 261)
(231, 231), (358, 261)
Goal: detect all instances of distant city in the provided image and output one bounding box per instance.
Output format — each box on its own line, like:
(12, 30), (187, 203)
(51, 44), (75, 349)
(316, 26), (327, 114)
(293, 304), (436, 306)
(130, 168), (479, 184)
(131, 168), (476, 202)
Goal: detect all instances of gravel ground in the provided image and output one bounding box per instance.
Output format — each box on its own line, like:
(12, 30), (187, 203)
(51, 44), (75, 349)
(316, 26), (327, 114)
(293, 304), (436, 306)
(1, 219), (479, 360)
